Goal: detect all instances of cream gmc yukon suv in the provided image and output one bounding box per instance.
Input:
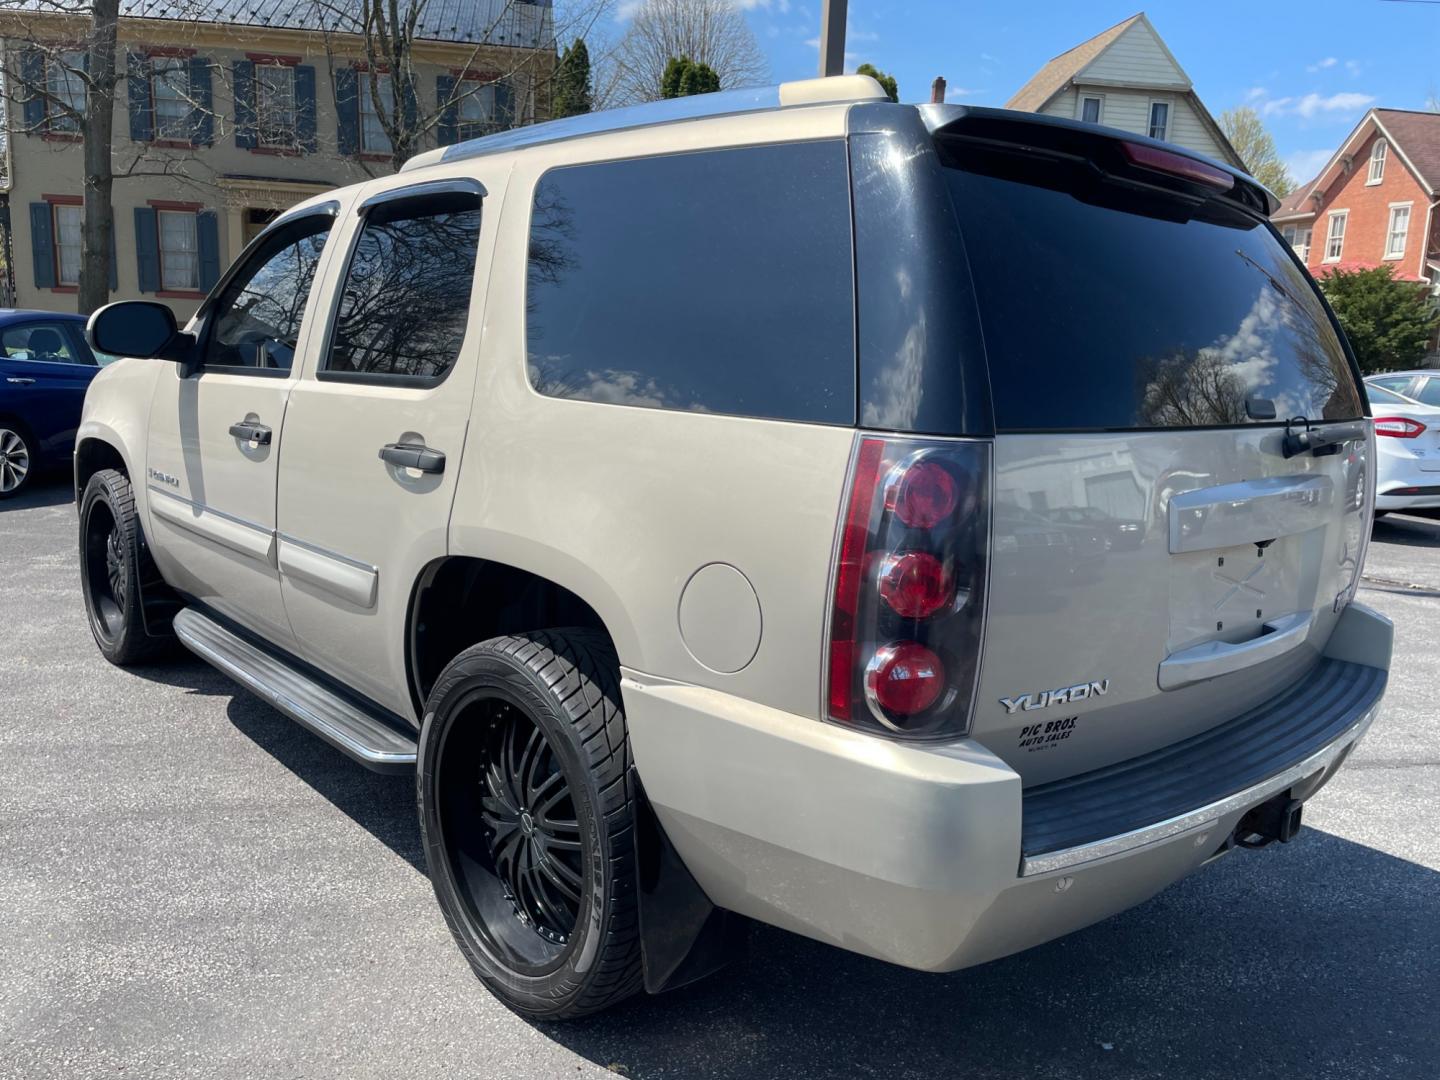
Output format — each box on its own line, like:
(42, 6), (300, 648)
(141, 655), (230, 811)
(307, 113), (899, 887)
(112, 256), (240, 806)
(75, 76), (1392, 1019)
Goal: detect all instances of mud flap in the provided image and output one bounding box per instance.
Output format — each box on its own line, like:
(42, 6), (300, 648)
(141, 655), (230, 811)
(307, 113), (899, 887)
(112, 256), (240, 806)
(636, 786), (748, 994)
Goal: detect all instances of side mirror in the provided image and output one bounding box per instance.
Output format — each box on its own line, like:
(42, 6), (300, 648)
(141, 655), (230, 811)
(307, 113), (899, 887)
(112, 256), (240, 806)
(87, 301), (189, 362)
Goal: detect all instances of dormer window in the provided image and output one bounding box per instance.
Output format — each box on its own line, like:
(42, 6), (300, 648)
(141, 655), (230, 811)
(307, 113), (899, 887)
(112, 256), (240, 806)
(1367, 139), (1386, 185)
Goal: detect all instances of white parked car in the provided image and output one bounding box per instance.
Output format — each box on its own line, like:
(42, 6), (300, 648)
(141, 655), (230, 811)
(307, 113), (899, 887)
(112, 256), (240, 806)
(1365, 381), (1440, 514)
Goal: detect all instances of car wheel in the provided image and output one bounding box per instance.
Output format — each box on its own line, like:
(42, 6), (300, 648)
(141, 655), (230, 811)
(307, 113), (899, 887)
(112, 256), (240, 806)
(79, 469), (174, 665)
(418, 629), (643, 1020)
(0, 424), (33, 499)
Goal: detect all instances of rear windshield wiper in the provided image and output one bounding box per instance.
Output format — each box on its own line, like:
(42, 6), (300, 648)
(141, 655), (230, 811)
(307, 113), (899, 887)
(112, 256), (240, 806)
(1282, 417), (1368, 458)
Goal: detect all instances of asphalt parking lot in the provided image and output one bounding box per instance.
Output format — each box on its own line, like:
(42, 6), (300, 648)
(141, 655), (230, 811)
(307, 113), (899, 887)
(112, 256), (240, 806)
(3, 478), (1437, 1080)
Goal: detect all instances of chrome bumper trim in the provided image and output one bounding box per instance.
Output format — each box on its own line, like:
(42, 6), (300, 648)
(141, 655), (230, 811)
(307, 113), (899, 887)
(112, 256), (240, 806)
(1018, 702), (1379, 877)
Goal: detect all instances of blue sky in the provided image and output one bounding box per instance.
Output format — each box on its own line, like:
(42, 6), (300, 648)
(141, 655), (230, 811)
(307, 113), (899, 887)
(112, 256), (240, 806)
(723, 0), (1440, 184)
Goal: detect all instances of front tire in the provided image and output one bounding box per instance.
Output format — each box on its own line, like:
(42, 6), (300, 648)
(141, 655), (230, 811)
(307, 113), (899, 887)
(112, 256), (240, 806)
(418, 630), (643, 1020)
(79, 469), (173, 666)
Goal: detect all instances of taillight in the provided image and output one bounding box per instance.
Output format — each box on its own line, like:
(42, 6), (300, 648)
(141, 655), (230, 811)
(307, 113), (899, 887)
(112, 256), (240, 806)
(826, 436), (990, 739)
(1120, 141), (1235, 191)
(1373, 416), (1426, 438)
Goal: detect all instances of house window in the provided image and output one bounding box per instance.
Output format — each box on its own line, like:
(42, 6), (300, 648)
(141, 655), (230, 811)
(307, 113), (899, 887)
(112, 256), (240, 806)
(53, 203), (82, 285)
(1295, 226), (1312, 263)
(458, 83), (497, 140)
(157, 209), (199, 291)
(45, 50), (86, 133)
(360, 72), (393, 153)
(1147, 101), (1169, 141)
(1282, 225), (1296, 245)
(1324, 211), (1347, 262)
(151, 56), (190, 141)
(1368, 139), (1386, 184)
(1386, 204), (1410, 258)
(1079, 95), (1102, 125)
(255, 63), (296, 147)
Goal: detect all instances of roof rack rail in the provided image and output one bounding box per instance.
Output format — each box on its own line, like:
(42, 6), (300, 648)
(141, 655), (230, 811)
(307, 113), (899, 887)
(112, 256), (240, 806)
(401, 75), (887, 172)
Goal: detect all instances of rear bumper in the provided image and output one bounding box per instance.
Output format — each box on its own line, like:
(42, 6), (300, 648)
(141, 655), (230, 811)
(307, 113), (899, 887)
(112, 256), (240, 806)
(1376, 483), (1440, 510)
(624, 603), (1391, 973)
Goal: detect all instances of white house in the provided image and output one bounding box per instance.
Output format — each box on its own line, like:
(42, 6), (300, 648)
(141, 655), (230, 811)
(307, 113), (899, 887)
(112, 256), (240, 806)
(1005, 12), (1245, 170)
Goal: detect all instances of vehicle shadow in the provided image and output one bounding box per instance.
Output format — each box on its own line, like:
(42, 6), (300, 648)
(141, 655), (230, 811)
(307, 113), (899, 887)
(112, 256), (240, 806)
(536, 833), (1436, 1079)
(0, 475), (74, 511)
(212, 688), (1437, 1079)
(1373, 513), (1440, 548)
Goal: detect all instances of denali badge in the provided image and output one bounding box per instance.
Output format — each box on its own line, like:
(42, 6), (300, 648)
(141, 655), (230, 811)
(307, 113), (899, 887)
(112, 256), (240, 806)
(147, 468), (178, 487)
(1000, 680), (1109, 715)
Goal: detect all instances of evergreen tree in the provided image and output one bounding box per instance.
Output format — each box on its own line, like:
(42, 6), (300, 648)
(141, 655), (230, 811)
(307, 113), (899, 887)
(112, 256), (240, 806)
(553, 38), (593, 118)
(661, 55), (720, 98)
(856, 62), (898, 103)
(1320, 265), (1440, 373)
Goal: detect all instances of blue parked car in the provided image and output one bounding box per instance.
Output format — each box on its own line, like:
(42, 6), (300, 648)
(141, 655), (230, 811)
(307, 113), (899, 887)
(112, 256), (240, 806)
(0, 309), (117, 499)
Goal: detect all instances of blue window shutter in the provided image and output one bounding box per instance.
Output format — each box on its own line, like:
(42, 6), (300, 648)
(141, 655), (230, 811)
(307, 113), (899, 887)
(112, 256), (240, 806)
(197, 211), (221, 292)
(134, 207), (159, 293)
(295, 65), (317, 152)
(436, 75), (457, 145)
(189, 57), (213, 146)
(108, 218), (118, 292)
(21, 49), (46, 130)
(233, 59), (256, 149)
(335, 67), (358, 155)
(401, 77), (418, 136)
(29, 202), (55, 288)
(127, 53), (153, 142)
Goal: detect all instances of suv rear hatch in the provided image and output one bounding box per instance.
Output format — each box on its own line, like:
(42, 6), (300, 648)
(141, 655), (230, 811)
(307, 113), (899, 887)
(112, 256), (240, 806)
(932, 112), (1372, 785)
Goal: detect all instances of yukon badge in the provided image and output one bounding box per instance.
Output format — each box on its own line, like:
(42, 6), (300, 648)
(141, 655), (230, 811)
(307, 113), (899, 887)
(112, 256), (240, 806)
(1000, 680), (1109, 715)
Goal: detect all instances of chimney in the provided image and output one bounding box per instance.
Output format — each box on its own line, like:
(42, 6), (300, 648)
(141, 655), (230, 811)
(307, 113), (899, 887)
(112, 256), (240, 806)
(931, 76), (947, 104)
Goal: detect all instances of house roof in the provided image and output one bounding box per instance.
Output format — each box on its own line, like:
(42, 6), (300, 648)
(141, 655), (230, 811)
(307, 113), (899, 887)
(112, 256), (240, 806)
(1004, 13), (1143, 113)
(1272, 108), (1440, 222)
(9, 0), (553, 47)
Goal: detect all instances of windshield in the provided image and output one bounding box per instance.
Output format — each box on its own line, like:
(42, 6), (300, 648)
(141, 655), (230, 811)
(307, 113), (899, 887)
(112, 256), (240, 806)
(938, 137), (1364, 431)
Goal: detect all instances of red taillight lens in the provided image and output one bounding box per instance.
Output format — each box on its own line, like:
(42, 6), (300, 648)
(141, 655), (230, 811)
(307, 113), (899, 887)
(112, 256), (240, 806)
(878, 551), (953, 618)
(887, 459), (959, 528)
(1121, 141), (1235, 191)
(1373, 416), (1426, 438)
(826, 438), (990, 739)
(867, 642), (946, 716)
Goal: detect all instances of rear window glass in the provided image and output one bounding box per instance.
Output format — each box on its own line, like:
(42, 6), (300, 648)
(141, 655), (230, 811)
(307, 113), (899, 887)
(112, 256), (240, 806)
(525, 141), (855, 424)
(939, 139), (1363, 430)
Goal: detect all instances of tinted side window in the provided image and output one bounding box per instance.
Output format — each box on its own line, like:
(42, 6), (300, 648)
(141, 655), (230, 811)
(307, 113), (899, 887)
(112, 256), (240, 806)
(526, 141), (855, 424)
(324, 193), (481, 382)
(206, 216), (331, 372)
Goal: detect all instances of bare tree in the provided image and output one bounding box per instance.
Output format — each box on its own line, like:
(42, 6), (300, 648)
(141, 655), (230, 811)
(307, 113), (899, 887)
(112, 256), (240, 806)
(605, 0), (766, 106)
(314, 0), (613, 172)
(1219, 106), (1293, 196)
(0, 0), (226, 311)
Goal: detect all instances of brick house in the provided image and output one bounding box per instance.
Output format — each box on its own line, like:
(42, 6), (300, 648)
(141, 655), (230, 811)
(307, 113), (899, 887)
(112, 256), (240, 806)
(0, 0), (555, 315)
(1271, 109), (1440, 291)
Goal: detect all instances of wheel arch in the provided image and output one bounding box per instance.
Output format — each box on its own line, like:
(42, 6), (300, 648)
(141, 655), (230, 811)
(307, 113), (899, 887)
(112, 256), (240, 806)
(406, 555), (639, 720)
(74, 433), (131, 498)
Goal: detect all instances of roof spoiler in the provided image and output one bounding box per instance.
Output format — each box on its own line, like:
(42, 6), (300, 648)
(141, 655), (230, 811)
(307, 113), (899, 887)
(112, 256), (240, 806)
(918, 104), (1279, 217)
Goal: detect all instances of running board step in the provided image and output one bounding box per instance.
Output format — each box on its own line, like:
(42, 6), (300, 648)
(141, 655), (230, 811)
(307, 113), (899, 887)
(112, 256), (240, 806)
(173, 607), (417, 773)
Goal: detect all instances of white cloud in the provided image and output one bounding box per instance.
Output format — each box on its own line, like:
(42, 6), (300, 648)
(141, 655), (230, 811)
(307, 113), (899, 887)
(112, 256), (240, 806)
(615, 0), (644, 19)
(980, 52), (999, 63)
(1245, 86), (1267, 103)
(946, 86), (984, 98)
(1305, 57), (1338, 73)
(1285, 147), (1334, 181)
(1345, 59), (1363, 77)
(1260, 91), (1375, 119)
(733, 0), (791, 9)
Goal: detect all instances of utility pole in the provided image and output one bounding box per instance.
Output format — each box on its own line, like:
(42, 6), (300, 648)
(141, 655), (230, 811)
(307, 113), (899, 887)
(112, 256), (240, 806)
(818, 0), (847, 78)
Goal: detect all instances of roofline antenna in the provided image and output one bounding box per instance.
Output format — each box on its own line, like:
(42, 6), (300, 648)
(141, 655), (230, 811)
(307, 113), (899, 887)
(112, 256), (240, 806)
(819, 0), (847, 78)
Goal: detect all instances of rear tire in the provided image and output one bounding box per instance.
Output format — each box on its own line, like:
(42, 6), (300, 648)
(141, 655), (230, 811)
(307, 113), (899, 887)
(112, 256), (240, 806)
(0, 423), (34, 499)
(418, 629), (643, 1020)
(79, 469), (174, 665)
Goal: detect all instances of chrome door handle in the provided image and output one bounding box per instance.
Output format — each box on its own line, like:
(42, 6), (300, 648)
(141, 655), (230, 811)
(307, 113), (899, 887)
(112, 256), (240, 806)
(5, 377), (35, 385)
(229, 420), (272, 445)
(379, 443), (445, 474)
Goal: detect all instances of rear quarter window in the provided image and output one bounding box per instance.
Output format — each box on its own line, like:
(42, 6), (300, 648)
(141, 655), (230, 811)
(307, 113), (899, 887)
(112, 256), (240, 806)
(939, 138), (1363, 431)
(525, 141), (856, 424)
